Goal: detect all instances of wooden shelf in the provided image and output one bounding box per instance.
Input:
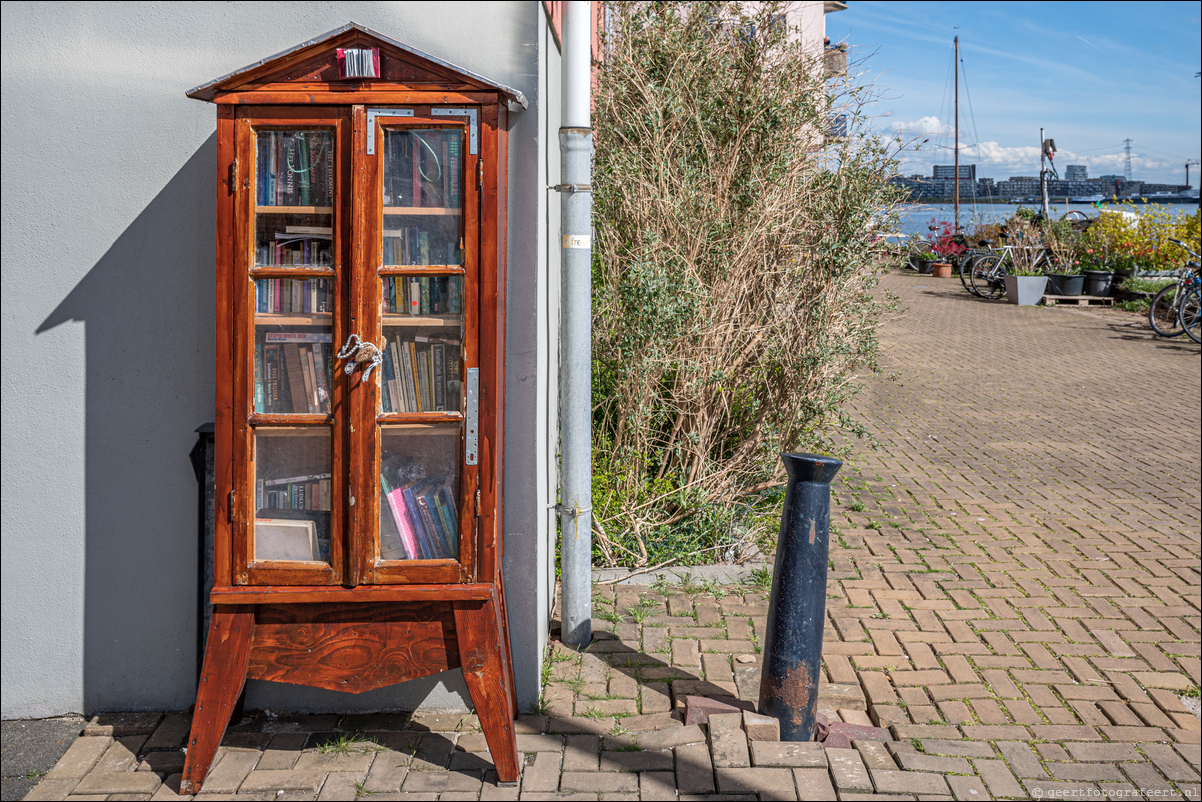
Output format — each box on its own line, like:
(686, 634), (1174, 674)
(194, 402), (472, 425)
(383, 207), (461, 216)
(211, 583), (493, 605)
(255, 313), (333, 326)
(256, 205), (333, 214)
(382, 314), (459, 326)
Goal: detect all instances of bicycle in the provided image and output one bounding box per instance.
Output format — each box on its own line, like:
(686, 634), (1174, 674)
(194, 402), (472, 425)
(966, 230), (1056, 299)
(1148, 239), (1202, 340)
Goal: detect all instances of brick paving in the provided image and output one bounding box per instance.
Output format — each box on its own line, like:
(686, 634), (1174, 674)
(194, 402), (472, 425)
(23, 273), (1201, 800)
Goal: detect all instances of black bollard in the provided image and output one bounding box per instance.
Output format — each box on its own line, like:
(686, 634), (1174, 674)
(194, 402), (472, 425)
(758, 451), (842, 741)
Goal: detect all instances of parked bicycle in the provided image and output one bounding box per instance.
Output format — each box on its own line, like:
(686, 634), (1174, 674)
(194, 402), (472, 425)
(962, 229), (1056, 299)
(1149, 239), (1202, 342)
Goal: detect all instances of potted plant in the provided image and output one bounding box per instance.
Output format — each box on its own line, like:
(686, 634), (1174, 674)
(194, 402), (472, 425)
(930, 220), (966, 279)
(1041, 217), (1085, 296)
(1079, 250), (1114, 297)
(915, 250), (936, 274)
(1043, 262), (1085, 296)
(1003, 263), (1049, 306)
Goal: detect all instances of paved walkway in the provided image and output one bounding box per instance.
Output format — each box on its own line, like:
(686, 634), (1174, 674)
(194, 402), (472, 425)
(21, 273), (1201, 800)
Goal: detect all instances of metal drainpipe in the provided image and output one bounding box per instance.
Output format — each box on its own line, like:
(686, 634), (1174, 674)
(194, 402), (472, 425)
(558, 0), (594, 650)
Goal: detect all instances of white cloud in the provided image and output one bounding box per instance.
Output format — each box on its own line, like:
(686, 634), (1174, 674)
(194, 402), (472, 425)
(889, 115), (951, 137)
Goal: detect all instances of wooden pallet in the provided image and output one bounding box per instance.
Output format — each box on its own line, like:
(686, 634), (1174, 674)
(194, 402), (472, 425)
(1042, 294), (1113, 307)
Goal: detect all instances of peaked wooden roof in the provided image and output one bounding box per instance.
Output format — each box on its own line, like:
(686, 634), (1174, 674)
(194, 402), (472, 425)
(186, 22), (527, 107)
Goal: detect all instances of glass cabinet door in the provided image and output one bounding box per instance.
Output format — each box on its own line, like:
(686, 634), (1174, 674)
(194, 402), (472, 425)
(358, 114), (477, 584)
(235, 111), (348, 586)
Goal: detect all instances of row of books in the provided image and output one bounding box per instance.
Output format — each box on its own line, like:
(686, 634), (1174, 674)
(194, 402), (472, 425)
(383, 225), (461, 266)
(256, 233), (333, 267)
(256, 278), (334, 315)
(380, 335), (461, 413)
(255, 472), (333, 512)
(380, 472), (459, 560)
(383, 276), (462, 316)
(255, 334), (334, 414)
(258, 130), (333, 207)
(382, 130), (462, 209)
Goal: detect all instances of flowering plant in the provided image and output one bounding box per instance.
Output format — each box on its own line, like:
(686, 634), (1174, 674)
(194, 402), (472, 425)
(929, 219), (966, 261)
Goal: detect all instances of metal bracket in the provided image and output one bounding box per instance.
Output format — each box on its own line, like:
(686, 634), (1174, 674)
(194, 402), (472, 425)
(550, 183), (592, 193)
(555, 503), (592, 518)
(465, 368), (479, 465)
(365, 108), (415, 154)
(431, 108), (478, 155)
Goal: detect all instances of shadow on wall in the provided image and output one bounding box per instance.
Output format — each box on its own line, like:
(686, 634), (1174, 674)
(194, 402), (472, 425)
(37, 134), (468, 714)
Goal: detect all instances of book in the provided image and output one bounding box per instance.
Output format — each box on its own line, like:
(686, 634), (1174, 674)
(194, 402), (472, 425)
(389, 337), (408, 412)
(298, 345), (316, 412)
(445, 345), (461, 411)
(255, 518), (320, 561)
(448, 135), (461, 208)
(312, 343), (330, 413)
(432, 344), (446, 411)
(297, 134), (311, 205)
(388, 485), (422, 559)
(414, 493), (446, 558)
(281, 344), (308, 413)
(263, 345), (281, 412)
(264, 332), (333, 343)
(412, 133), (422, 207)
(408, 277), (421, 315)
(442, 137), (450, 207)
(254, 342), (265, 412)
(380, 340), (395, 412)
(401, 341), (419, 412)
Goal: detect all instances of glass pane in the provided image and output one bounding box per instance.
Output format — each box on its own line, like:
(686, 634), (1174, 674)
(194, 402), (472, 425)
(379, 424), (460, 561)
(382, 128), (464, 266)
(254, 278), (334, 414)
(379, 276), (463, 414)
(254, 428), (332, 563)
(255, 129), (334, 267)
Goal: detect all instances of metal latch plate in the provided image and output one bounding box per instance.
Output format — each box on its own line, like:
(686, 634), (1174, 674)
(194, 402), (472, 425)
(365, 108), (415, 154)
(465, 368), (479, 465)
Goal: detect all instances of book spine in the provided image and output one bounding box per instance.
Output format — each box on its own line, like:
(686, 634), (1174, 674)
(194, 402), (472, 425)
(433, 488), (457, 556)
(264, 345), (280, 412)
(419, 231), (430, 267)
(284, 134), (297, 205)
(432, 344), (446, 411)
(420, 277), (431, 314)
(449, 275), (461, 314)
(381, 337), (396, 412)
(415, 494), (446, 558)
(298, 134), (310, 206)
(448, 135), (461, 208)
(282, 343), (307, 413)
(386, 487), (419, 559)
(390, 338), (408, 412)
(298, 345), (316, 413)
(412, 134), (422, 207)
(319, 478), (330, 511)
(442, 136), (450, 207)
(445, 345), (461, 412)
(254, 341), (265, 412)
(407, 343), (422, 412)
(408, 277), (421, 316)
(313, 343), (330, 413)
(403, 486), (433, 559)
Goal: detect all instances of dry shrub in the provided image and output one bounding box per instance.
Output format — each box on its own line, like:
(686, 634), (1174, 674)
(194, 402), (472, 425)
(591, 1), (899, 567)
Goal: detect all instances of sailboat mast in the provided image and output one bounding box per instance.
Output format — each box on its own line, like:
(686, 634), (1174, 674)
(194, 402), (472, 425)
(954, 35), (960, 231)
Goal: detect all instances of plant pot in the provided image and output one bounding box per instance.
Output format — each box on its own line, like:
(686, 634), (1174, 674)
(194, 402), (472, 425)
(1044, 274), (1085, 296)
(1083, 270), (1113, 297)
(917, 260), (933, 274)
(931, 262), (952, 278)
(1003, 274), (1048, 306)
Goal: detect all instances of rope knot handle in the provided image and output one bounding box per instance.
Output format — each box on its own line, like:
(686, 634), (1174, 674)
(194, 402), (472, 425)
(336, 334), (384, 382)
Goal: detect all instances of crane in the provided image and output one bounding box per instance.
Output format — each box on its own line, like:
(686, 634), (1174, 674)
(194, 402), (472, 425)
(1187, 160), (1201, 190)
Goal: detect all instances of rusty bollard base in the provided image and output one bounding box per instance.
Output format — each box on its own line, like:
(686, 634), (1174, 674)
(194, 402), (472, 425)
(758, 451), (842, 742)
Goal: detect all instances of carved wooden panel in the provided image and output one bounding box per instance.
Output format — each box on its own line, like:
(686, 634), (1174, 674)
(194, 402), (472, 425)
(251, 34), (479, 87)
(246, 602), (458, 693)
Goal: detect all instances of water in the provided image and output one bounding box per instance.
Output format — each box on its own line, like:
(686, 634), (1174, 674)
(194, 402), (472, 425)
(891, 202), (1198, 238)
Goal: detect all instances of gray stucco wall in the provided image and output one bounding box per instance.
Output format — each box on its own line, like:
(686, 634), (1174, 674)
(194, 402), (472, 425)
(1, 1), (549, 718)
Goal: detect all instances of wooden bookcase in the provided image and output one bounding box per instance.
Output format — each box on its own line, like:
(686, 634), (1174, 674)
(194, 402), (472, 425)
(182, 24), (525, 793)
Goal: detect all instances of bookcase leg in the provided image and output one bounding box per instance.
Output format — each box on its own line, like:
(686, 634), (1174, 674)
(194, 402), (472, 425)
(455, 596), (519, 784)
(181, 605), (255, 794)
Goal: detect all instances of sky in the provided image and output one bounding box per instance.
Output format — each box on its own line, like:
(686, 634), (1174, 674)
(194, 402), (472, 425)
(824, 1), (1202, 185)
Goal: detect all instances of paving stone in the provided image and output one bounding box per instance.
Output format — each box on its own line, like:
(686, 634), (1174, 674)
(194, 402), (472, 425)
(827, 747), (873, 793)
(673, 742), (715, 794)
(854, 740), (897, 770)
(871, 769), (951, 796)
(239, 769), (328, 794)
(895, 753), (972, 774)
(561, 734), (599, 772)
(560, 771), (638, 793)
(639, 770), (677, 801)
(514, 733), (565, 752)
(196, 750), (260, 793)
(792, 767), (837, 800)
(1142, 743), (1200, 782)
(143, 714), (193, 751)
(748, 740), (826, 768)
(44, 735), (112, 779)
(994, 741), (1046, 779)
(20, 779), (80, 801)
(682, 695), (754, 725)
(633, 724), (705, 749)
(1064, 742), (1144, 762)
(975, 759), (1026, 799)
(828, 721), (891, 742)
(708, 712), (750, 768)
(742, 710), (780, 741)
(945, 773), (990, 801)
(293, 750), (375, 772)
(520, 751), (562, 793)
(1050, 762), (1125, 782)
(598, 749), (673, 772)
(362, 753), (410, 793)
(918, 741), (995, 759)
(72, 772), (163, 795)
(714, 767), (797, 800)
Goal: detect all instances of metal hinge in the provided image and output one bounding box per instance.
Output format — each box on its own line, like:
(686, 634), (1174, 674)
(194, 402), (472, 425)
(475, 487), (481, 516)
(430, 107), (479, 154)
(465, 368), (479, 465)
(477, 160), (483, 189)
(227, 490), (236, 522)
(550, 183), (592, 193)
(228, 160), (237, 194)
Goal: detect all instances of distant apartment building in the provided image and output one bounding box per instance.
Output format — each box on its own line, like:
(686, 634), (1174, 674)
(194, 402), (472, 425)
(1065, 165), (1088, 181)
(933, 164), (976, 181)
